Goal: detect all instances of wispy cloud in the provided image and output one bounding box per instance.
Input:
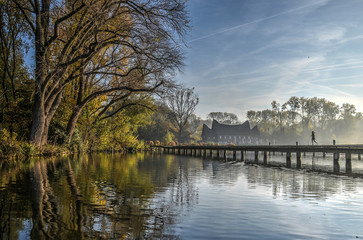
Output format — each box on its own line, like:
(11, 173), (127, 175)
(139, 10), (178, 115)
(189, 0), (328, 43)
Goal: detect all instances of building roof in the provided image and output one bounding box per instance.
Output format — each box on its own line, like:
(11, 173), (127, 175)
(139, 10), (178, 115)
(211, 120), (251, 136)
(251, 125), (260, 137)
(201, 124), (214, 138)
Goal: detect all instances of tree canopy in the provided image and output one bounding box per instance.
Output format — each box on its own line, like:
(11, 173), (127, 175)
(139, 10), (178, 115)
(0, 0), (191, 151)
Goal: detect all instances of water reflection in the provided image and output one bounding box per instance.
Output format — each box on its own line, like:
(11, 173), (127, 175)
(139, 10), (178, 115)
(0, 153), (362, 239)
(0, 153), (201, 239)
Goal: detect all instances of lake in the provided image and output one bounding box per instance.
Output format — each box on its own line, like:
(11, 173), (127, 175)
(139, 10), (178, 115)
(1, 152), (363, 239)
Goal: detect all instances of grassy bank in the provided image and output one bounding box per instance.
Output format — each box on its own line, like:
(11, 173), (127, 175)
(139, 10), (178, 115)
(0, 129), (71, 163)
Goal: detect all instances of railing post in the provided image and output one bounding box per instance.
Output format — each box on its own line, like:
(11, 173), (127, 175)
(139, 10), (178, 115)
(296, 151), (301, 169)
(255, 151), (259, 164)
(346, 152), (352, 174)
(334, 152), (340, 173)
(286, 152), (291, 168)
(263, 151), (267, 165)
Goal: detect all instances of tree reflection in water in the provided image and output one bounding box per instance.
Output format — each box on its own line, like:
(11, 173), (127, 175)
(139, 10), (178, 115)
(0, 153), (199, 239)
(0, 153), (361, 239)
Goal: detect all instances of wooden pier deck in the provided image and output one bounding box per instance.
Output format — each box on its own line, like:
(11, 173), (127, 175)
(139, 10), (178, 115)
(158, 144), (363, 175)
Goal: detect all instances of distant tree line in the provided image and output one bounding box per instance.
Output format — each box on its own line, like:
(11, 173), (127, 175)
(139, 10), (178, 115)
(246, 96), (363, 144)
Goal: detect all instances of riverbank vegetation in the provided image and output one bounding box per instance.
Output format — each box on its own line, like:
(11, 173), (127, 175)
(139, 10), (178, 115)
(0, 0), (199, 160)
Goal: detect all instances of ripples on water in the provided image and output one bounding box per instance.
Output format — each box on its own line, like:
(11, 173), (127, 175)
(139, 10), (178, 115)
(1, 153), (363, 239)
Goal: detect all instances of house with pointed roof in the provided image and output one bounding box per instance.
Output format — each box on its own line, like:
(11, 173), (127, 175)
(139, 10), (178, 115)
(201, 120), (261, 145)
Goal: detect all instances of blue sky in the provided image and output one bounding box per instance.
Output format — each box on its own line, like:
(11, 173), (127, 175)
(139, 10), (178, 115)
(177, 0), (363, 120)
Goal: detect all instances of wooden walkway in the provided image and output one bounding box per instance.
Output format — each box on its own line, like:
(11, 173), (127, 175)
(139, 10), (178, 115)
(158, 144), (363, 175)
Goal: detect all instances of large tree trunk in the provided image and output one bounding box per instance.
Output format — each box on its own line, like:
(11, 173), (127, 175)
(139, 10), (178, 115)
(29, 0), (51, 147)
(30, 94), (46, 147)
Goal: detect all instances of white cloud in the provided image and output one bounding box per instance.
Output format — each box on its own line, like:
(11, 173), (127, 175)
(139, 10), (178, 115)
(316, 27), (346, 42)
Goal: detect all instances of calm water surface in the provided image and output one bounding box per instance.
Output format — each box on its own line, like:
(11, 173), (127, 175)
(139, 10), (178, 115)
(1, 152), (363, 239)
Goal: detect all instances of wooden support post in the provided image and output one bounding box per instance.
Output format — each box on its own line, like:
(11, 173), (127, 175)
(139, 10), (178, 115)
(323, 152), (326, 158)
(286, 152), (291, 168)
(269, 142), (271, 156)
(313, 151), (315, 157)
(203, 149), (207, 158)
(233, 150), (237, 161)
(240, 150), (244, 162)
(333, 140), (336, 145)
(281, 152), (283, 156)
(333, 152), (340, 173)
(346, 152), (352, 174)
(223, 149), (227, 161)
(210, 149), (213, 159)
(296, 152), (302, 169)
(217, 149), (220, 160)
(255, 151), (259, 164)
(303, 152), (306, 157)
(263, 151), (268, 165)
(358, 153), (361, 160)
(193, 149), (197, 157)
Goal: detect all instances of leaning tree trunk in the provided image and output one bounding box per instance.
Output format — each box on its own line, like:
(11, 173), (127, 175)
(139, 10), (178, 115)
(41, 92), (62, 145)
(66, 106), (83, 143)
